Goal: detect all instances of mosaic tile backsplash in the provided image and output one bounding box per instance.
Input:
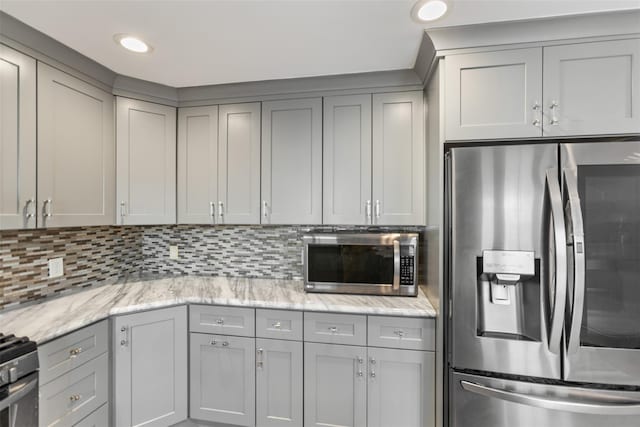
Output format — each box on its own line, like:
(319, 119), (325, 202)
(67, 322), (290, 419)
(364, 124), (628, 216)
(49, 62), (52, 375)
(1, 224), (424, 310)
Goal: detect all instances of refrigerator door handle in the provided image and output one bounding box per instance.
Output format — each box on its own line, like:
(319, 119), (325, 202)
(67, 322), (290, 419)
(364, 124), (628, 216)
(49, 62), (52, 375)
(461, 380), (640, 415)
(545, 169), (567, 355)
(563, 168), (586, 355)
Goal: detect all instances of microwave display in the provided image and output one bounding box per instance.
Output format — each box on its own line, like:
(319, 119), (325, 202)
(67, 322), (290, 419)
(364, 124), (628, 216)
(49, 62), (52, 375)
(307, 244), (394, 285)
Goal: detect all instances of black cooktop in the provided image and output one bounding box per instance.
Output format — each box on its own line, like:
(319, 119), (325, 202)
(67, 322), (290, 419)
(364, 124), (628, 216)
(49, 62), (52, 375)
(0, 333), (37, 364)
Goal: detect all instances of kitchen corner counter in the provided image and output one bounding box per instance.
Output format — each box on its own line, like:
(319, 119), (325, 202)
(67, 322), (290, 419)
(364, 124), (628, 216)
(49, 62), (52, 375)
(0, 276), (437, 344)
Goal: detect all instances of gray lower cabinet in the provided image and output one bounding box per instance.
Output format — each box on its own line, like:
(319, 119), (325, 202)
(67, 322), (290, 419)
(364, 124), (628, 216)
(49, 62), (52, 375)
(304, 342), (368, 427)
(74, 403), (108, 427)
(256, 338), (303, 427)
(113, 305), (188, 427)
(190, 333), (256, 426)
(367, 347), (435, 427)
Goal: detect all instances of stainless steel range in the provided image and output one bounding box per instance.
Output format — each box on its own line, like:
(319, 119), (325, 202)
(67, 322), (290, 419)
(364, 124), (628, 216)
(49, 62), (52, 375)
(446, 141), (640, 426)
(0, 333), (38, 427)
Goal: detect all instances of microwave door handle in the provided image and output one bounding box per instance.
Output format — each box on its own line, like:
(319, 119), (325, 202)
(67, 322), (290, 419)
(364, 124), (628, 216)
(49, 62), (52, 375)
(564, 168), (586, 355)
(545, 169), (567, 355)
(461, 380), (640, 415)
(0, 374), (38, 412)
(393, 240), (400, 291)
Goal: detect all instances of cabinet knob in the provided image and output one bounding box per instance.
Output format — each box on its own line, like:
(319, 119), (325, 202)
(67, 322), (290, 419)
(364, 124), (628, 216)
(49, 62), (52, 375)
(532, 119), (541, 127)
(222, 341), (229, 347)
(69, 347), (83, 357)
(216, 318), (225, 325)
(328, 326), (338, 333)
(69, 394), (82, 402)
(370, 371), (376, 378)
(357, 371), (363, 377)
(272, 321), (282, 329)
(370, 358), (376, 365)
(357, 357), (363, 364)
(120, 340), (128, 346)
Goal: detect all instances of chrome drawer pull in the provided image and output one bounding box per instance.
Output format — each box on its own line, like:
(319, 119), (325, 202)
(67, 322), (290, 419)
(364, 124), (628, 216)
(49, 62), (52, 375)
(328, 326), (338, 333)
(272, 321), (282, 329)
(216, 318), (225, 325)
(393, 330), (405, 338)
(69, 394), (82, 402)
(69, 347), (83, 358)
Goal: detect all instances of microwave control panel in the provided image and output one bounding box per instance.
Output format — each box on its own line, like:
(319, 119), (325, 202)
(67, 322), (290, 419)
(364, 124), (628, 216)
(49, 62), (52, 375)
(400, 244), (417, 286)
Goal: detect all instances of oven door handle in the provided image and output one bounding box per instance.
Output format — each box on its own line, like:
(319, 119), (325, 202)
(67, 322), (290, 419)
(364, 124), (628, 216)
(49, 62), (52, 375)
(0, 374), (38, 412)
(461, 380), (640, 415)
(392, 240), (400, 291)
(563, 168), (586, 355)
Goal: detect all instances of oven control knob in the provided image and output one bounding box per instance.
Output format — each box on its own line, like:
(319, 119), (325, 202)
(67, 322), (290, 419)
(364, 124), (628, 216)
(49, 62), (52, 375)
(8, 367), (18, 383)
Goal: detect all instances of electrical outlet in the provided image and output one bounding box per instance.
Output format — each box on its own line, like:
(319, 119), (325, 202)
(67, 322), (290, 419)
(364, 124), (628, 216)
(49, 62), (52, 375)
(48, 258), (64, 278)
(169, 245), (179, 260)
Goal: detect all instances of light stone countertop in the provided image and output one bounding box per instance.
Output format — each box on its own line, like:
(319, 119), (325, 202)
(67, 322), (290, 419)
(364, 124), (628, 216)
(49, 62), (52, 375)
(0, 276), (437, 344)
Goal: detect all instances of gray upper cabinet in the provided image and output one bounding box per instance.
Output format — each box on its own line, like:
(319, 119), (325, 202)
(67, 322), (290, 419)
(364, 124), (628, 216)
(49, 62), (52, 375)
(372, 91), (425, 225)
(304, 342), (367, 427)
(542, 38), (640, 137)
(445, 47), (543, 141)
(116, 97), (176, 225)
(323, 94), (372, 225)
(113, 305), (187, 427)
(261, 98), (322, 224)
(177, 105), (219, 224)
(38, 63), (115, 227)
(0, 45), (36, 230)
(190, 333), (256, 426)
(367, 347), (435, 427)
(218, 102), (261, 224)
(256, 338), (303, 427)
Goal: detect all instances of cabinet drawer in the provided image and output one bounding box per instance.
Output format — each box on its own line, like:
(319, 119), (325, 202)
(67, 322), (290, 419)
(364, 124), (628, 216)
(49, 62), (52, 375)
(304, 312), (366, 345)
(256, 309), (303, 341)
(38, 320), (108, 385)
(368, 316), (435, 351)
(190, 305), (255, 337)
(39, 352), (109, 427)
(74, 403), (108, 427)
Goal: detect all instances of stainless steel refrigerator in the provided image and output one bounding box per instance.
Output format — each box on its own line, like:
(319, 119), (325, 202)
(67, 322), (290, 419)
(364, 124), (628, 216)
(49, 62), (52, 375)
(446, 141), (640, 427)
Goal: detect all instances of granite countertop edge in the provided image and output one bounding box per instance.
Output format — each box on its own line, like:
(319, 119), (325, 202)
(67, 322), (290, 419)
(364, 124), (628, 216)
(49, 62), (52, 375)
(0, 276), (437, 344)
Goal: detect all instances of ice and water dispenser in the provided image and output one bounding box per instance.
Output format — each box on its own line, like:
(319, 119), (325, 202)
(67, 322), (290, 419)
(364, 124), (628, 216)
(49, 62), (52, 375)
(477, 250), (541, 341)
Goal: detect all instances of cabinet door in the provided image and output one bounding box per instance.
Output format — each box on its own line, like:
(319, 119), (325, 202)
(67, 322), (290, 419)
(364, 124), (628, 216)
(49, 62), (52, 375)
(372, 91), (425, 225)
(190, 333), (256, 426)
(323, 94), (372, 225)
(304, 342), (367, 427)
(113, 305), (187, 427)
(177, 105), (218, 224)
(0, 46), (36, 230)
(116, 97), (176, 225)
(256, 338), (303, 427)
(38, 63), (115, 227)
(543, 38), (640, 137)
(445, 48), (543, 140)
(261, 98), (322, 224)
(218, 102), (261, 224)
(367, 347), (435, 427)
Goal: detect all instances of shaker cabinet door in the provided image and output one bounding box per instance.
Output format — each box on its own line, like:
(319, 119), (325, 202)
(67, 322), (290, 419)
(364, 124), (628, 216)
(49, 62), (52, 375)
(177, 105), (219, 224)
(367, 347), (435, 427)
(304, 342), (367, 427)
(256, 338), (303, 427)
(190, 333), (256, 426)
(0, 45), (36, 230)
(113, 305), (188, 427)
(323, 94), (372, 225)
(38, 63), (115, 227)
(543, 38), (640, 137)
(372, 91), (425, 225)
(116, 97), (176, 225)
(261, 98), (322, 224)
(444, 48), (543, 141)
(218, 102), (261, 224)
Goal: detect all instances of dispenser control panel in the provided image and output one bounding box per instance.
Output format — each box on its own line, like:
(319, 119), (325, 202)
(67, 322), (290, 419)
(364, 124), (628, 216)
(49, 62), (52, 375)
(483, 250), (534, 275)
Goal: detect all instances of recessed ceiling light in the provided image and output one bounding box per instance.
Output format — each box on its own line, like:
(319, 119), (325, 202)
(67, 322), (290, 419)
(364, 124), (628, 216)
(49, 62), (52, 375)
(113, 34), (152, 53)
(411, 0), (449, 23)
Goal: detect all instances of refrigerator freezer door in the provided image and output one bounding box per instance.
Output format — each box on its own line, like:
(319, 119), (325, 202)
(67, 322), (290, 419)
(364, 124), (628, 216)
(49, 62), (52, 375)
(562, 141), (640, 386)
(451, 371), (640, 427)
(449, 144), (562, 379)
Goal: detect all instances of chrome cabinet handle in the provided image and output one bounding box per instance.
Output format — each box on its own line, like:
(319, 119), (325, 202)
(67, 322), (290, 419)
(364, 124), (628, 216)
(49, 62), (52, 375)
(218, 201), (224, 223)
(370, 357), (376, 365)
(545, 169), (567, 355)
(69, 347), (83, 358)
(222, 341), (229, 347)
(532, 101), (541, 127)
(357, 357), (363, 364)
(370, 372), (376, 378)
(564, 169), (586, 356)
(24, 198), (35, 219)
(210, 201), (216, 223)
(262, 200), (268, 220)
(393, 330), (405, 338)
(374, 200), (381, 222)
(69, 394), (82, 402)
(365, 200), (372, 224)
(272, 321), (282, 329)
(257, 348), (264, 369)
(328, 326), (338, 333)
(549, 100), (559, 125)
(120, 325), (129, 347)
(210, 339), (217, 345)
(216, 318), (225, 325)
(42, 199), (52, 218)
(461, 380), (640, 415)
(120, 201), (126, 222)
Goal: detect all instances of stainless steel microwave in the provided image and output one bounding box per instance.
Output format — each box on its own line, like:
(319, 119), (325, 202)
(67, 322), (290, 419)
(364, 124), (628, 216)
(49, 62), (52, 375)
(302, 233), (420, 296)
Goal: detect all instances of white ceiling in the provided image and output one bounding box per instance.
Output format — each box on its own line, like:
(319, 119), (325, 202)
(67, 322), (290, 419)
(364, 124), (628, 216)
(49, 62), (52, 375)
(1, 0), (639, 88)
